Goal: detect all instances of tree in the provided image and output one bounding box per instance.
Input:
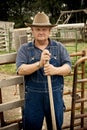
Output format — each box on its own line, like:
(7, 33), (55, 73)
(0, 0), (9, 21)
(0, 0), (87, 28)
(7, 0), (32, 27)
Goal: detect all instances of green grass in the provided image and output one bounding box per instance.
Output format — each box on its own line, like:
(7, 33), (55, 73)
(65, 41), (87, 54)
(0, 50), (16, 75)
(0, 64), (16, 75)
(0, 49), (16, 55)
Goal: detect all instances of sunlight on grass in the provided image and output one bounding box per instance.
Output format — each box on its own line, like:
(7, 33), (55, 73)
(0, 50), (16, 75)
(65, 42), (87, 54)
(0, 64), (16, 75)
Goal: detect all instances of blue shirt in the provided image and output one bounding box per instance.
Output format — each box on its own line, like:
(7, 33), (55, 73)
(16, 39), (71, 92)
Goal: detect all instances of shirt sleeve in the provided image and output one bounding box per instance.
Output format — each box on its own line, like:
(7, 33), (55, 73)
(16, 44), (28, 70)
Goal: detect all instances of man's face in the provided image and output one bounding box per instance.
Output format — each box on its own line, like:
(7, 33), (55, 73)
(32, 27), (51, 41)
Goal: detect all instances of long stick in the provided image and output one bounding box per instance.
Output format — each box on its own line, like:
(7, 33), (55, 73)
(47, 74), (57, 130)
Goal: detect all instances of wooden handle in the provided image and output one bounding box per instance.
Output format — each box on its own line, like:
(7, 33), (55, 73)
(47, 75), (57, 130)
(46, 61), (57, 130)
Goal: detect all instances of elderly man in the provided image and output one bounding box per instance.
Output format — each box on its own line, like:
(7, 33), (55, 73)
(16, 12), (71, 130)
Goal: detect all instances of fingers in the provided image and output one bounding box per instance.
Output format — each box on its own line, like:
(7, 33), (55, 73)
(44, 63), (52, 75)
(43, 49), (51, 61)
(40, 49), (51, 66)
(44, 63), (50, 75)
(44, 63), (56, 76)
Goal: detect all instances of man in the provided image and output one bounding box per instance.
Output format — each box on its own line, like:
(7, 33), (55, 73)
(16, 12), (71, 130)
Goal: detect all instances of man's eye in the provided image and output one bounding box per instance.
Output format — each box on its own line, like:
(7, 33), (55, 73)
(37, 29), (40, 31)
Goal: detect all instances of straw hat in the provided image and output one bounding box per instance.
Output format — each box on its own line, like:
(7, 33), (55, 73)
(25, 12), (57, 27)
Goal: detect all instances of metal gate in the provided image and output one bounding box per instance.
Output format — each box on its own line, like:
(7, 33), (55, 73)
(70, 56), (87, 130)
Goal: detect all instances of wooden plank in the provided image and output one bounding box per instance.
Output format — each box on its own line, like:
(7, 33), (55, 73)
(77, 78), (87, 83)
(0, 76), (24, 88)
(19, 35), (27, 45)
(0, 99), (24, 112)
(75, 113), (87, 119)
(0, 88), (4, 127)
(75, 127), (87, 130)
(0, 41), (5, 44)
(0, 37), (5, 40)
(0, 52), (17, 65)
(0, 123), (19, 130)
(75, 98), (87, 103)
(57, 23), (84, 29)
(19, 84), (24, 99)
(70, 51), (84, 57)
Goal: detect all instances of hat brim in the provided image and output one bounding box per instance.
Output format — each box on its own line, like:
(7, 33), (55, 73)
(25, 22), (57, 28)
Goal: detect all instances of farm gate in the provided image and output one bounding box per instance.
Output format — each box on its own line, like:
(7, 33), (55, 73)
(70, 56), (87, 130)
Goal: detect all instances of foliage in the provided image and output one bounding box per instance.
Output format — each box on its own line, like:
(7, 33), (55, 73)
(64, 0), (87, 10)
(0, 0), (87, 28)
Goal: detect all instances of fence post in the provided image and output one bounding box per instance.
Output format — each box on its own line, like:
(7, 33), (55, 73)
(0, 88), (5, 127)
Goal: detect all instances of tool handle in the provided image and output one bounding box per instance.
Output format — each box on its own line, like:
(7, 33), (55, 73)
(46, 61), (57, 130)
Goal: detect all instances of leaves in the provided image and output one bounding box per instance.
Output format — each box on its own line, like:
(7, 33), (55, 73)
(0, 0), (87, 28)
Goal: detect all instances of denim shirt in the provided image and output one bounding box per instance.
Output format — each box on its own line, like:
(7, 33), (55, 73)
(16, 39), (71, 93)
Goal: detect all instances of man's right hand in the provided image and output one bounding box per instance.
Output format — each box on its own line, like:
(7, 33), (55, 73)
(40, 49), (51, 67)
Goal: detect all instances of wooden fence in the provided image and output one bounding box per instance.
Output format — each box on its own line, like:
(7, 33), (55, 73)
(0, 21), (14, 52)
(0, 22), (86, 52)
(0, 50), (86, 130)
(0, 52), (24, 130)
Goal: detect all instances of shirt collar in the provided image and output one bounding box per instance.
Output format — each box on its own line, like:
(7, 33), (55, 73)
(32, 38), (52, 48)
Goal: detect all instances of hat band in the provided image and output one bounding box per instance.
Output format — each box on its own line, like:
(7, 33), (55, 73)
(32, 23), (51, 25)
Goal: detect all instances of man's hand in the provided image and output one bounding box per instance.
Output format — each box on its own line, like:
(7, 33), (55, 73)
(44, 63), (56, 76)
(40, 49), (51, 67)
